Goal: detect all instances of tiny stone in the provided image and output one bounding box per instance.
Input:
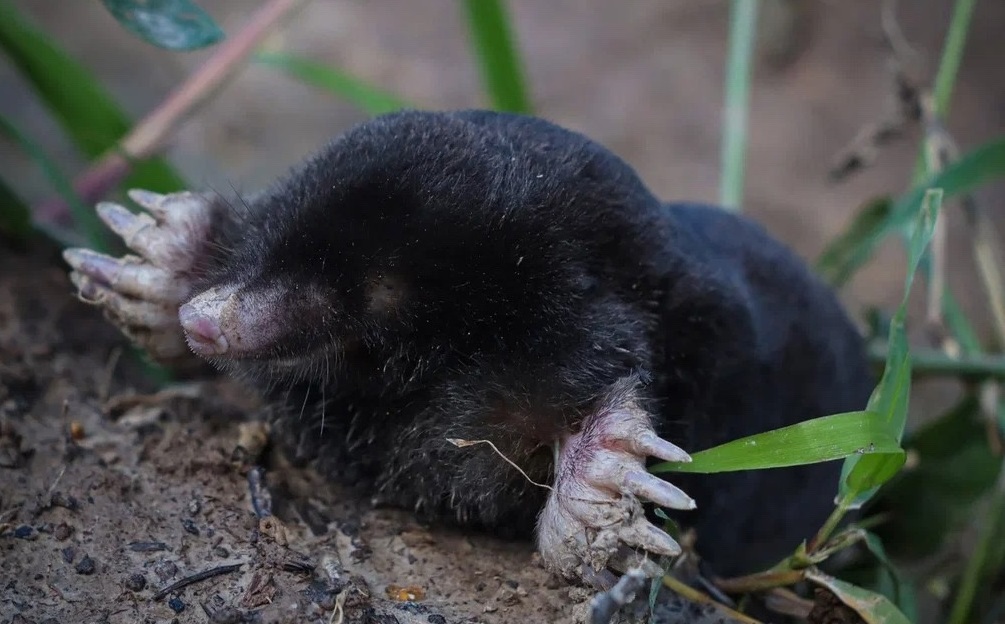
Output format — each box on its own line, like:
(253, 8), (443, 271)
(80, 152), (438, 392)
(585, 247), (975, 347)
(53, 523), (73, 540)
(168, 597), (186, 613)
(154, 560), (179, 581)
(61, 547), (75, 564)
(188, 499), (201, 515)
(214, 546), (229, 558)
(75, 554), (96, 575)
(13, 525), (36, 539)
(427, 617), (447, 624)
(124, 573), (147, 592)
(181, 518), (199, 536)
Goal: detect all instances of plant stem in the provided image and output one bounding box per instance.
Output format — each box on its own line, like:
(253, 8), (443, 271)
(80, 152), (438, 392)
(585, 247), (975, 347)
(868, 343), (1005, 380)
(32, 0), (310, 223)
(719, 0), (759, 211)
(910, 0), (977, 184)
(808, 491), (855, 554)
(460, 0), (532, 114)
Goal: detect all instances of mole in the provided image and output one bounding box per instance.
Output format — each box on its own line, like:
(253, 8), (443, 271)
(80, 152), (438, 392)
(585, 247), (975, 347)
(64, 109), (873, 586)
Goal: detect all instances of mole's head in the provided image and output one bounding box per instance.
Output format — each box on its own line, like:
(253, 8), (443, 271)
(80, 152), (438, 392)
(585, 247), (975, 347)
(180, 110), (663, 385)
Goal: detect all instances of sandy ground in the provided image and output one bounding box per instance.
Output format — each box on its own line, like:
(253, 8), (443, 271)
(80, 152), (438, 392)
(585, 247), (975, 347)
(1, 1), (1004, 622)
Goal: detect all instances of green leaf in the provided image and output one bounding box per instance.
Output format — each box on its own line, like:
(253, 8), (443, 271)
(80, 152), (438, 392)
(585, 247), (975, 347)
(0, 1), (186, 193)
(805, 569), (911, 624)
(100, 0), (224, 51)
(839, 189), (941, 506)
(817, 136), (1005, 285)
(0, 174), (31, 241)
(0, 113), (110, 251)
(254, 51), (413, 116)
(817, 198), (893, 286)
(460, 0), (532, 114)
(872, 395), (999, 558)
(862, 532), (918, 622)
(651, 411), (900, 475)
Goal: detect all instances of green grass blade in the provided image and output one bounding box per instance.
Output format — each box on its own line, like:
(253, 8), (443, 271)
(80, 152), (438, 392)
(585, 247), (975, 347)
(100, 0), (224, 51)
(840, 189), (942, 506)
(651, 411), (900, 475)
(460, 0), (532, 114)
(862, 532), (918, 622)
(910, 0), (977, 183)
(254, 51), (413, 116)
(805, 569), (911, 624)
(0, 1), (185, 193)
(0, 114), (109, 251)
(718, 0), (759, 211)
(0, 174), (31, 241)
(817, 135), (1005, 285)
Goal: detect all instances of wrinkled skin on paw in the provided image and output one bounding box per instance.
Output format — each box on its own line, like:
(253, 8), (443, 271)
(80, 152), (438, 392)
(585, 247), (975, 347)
(64, 190), (214, 364)
(538, 395), (695, 587)
(65, 189), (698, 588)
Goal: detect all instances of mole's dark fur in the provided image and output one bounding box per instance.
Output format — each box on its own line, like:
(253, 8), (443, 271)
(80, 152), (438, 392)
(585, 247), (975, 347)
(199, 110), (873, 576)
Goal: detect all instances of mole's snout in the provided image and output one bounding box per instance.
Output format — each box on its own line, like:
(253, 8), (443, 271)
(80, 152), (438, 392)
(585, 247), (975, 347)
(179, 285), (237, 357)
(179, 283), (290, 359)
(179, 301), (229, 356)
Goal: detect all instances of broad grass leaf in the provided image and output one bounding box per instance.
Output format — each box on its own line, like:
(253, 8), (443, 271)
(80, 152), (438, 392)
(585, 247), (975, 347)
(651, 411), (899, 474)
(100, 0), (224, 50)
(254, 52), (412, 116)
(839, 189), (942, 506)
(0, 1), (185, 193)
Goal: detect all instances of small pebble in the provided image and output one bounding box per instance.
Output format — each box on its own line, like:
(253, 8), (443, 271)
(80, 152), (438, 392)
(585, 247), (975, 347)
(124, 573), (147, 592)
(154, 560), (179, 581)
(13, 525), (36, 540)
(427, 617), (447, 624)
(214, 546), (229, 558)
(181, 518), (199, 536)
(188, 499), (201, 515)
(75, 554), (96, 575)
(168, 597), (186, 613)
(61, 546), (75, 564)
(53, 523), (73, 540)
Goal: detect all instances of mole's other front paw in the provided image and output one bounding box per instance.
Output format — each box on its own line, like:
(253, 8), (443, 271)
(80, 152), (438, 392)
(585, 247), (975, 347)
(63, 190), (215, 363)
(536, 394), (694, 588)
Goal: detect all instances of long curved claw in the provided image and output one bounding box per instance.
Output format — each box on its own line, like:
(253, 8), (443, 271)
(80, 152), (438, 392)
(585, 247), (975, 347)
(536, 390), (695, 584)
(64, 190), (218, 365)
(624, 470), (695, 511)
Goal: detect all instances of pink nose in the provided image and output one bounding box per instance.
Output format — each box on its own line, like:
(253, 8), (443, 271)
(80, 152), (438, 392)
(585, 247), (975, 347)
(179, 303), (229, 356)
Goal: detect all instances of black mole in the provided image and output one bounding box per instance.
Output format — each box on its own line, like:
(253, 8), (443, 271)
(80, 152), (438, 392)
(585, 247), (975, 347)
(65, 109), (873, 584)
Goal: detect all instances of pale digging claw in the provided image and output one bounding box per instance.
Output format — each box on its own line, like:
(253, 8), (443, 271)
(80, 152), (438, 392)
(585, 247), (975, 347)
(536, 395), (694, 584)
(64, 190), (218, 364)
(629, 431), (692, 464)
(623, 470), (695, 511)
(63, 248), (188, 303)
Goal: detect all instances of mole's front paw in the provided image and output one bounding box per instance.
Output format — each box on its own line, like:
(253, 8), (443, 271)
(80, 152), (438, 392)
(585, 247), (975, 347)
(536, 398), (694, 587)
(64, 190), (215, 363)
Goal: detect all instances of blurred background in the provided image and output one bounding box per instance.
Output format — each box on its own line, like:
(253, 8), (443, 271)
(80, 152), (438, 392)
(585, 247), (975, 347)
(3, 0), (1004, 420)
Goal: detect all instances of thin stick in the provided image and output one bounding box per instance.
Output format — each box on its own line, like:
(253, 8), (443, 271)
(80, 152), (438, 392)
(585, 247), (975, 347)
(151, 562), (244, 601)
(33, 0), (311, 223)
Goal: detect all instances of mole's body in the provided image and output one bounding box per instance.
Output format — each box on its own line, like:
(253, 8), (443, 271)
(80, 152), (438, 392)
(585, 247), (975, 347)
(65, 110), (873, 582)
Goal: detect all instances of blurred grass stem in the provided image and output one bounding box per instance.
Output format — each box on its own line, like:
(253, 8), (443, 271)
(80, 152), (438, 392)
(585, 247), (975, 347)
(719, 0), (758, 211)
